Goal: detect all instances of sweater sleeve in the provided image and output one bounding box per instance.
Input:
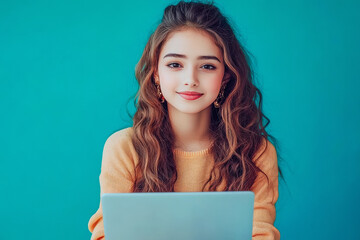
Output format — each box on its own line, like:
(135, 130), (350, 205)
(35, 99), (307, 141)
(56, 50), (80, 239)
(88, 129), (137, 240)
(250, 140), (281, 240)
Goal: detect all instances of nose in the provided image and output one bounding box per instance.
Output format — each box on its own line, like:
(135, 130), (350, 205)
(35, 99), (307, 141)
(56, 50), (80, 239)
(184, 67), (199, 87)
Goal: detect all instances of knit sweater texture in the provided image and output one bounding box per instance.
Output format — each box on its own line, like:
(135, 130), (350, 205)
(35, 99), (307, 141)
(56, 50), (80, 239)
(88, 127), (280, 240)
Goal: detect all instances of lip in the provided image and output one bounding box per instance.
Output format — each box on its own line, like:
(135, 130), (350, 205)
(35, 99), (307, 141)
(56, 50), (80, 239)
(177, 91), (203, 100)
(178, 91), (203, 95)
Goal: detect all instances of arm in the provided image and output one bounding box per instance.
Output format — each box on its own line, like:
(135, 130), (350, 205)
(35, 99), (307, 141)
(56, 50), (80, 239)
(250, 140), (281, 240)
(88, 129), (137, 240)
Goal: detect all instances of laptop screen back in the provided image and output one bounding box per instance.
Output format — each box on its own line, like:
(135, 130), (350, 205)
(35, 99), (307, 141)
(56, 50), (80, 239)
(101, 191), (254, 240)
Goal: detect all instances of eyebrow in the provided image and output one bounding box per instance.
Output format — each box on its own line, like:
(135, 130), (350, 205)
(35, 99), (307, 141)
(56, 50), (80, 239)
(163, 53), (221, 63)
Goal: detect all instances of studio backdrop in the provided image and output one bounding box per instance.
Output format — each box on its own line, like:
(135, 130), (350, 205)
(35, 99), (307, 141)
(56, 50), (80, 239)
(1, 0), (359, 239)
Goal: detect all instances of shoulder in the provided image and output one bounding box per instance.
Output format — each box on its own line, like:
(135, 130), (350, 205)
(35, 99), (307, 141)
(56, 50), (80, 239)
(100, 127), (137, 185)
(105, 127), (134, 146)
(253, 138), (278, 175)
(102, 127), (136, 155)
(251, 138), (279, 205)
(101, 127), (138, 171)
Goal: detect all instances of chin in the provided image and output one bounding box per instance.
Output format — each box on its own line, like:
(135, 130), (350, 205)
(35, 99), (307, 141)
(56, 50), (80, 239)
(167, 103), (213, 115)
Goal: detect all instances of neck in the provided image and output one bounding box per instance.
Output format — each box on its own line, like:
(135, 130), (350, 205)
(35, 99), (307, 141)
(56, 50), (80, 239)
(168, 105), (213, 152)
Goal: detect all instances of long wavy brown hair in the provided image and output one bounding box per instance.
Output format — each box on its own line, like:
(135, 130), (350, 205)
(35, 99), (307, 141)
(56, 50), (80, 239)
(131, 0), (282, 192)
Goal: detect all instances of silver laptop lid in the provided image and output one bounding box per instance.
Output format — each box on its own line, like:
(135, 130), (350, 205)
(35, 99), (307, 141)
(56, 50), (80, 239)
(102, 191), (254, 240)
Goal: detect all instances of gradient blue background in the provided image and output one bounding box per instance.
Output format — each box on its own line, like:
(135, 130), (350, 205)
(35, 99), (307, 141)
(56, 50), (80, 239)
(1, 0), (359, 239)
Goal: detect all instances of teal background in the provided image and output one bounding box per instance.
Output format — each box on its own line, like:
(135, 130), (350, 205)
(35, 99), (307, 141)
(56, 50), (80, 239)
(1, 0), (359, 239)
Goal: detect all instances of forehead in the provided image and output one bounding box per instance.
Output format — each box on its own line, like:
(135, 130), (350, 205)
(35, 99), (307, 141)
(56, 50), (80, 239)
(159, 28), (223, 59)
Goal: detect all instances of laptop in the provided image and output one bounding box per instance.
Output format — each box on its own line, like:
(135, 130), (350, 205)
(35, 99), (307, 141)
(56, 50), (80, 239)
(101, 191), (255, 240)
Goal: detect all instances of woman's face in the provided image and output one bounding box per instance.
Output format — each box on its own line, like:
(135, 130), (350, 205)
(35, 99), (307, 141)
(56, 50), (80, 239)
(156, 28), (228, 115)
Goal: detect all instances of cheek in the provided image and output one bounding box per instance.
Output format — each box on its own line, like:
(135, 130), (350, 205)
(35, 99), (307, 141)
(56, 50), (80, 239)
(159, 71), (177, 93)
(206, 75), (223, 94)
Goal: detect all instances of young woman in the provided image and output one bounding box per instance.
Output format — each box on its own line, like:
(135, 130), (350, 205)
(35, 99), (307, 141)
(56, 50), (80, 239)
(88, 1), (281, 239)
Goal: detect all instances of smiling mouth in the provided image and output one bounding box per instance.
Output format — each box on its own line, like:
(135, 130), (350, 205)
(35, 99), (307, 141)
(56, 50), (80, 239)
(177, 91), (203, 95)
(177, 91), (203, 100)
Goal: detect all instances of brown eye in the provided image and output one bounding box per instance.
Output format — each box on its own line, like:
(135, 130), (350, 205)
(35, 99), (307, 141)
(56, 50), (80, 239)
(202, 64), (216, 70)
(167, 63), (181, 68)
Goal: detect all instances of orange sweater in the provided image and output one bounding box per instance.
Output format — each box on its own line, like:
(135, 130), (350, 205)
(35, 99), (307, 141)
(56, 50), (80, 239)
(88, 127), (280, 240)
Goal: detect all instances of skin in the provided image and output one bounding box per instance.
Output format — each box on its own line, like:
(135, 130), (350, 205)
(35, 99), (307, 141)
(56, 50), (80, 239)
(155, 28), (230, 152)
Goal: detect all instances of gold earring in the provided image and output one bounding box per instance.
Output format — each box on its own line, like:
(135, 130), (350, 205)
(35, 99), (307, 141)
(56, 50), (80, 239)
(156, 83), (165, 103)
(214, 85), (226, 108)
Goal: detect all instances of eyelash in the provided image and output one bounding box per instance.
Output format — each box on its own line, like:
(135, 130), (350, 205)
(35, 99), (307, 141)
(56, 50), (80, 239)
(167, 63), (217, 70)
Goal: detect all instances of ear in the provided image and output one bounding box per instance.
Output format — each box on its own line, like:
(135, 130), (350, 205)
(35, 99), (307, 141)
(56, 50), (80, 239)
(153, 72), (159, 84)
(222, 72), (231, 85)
